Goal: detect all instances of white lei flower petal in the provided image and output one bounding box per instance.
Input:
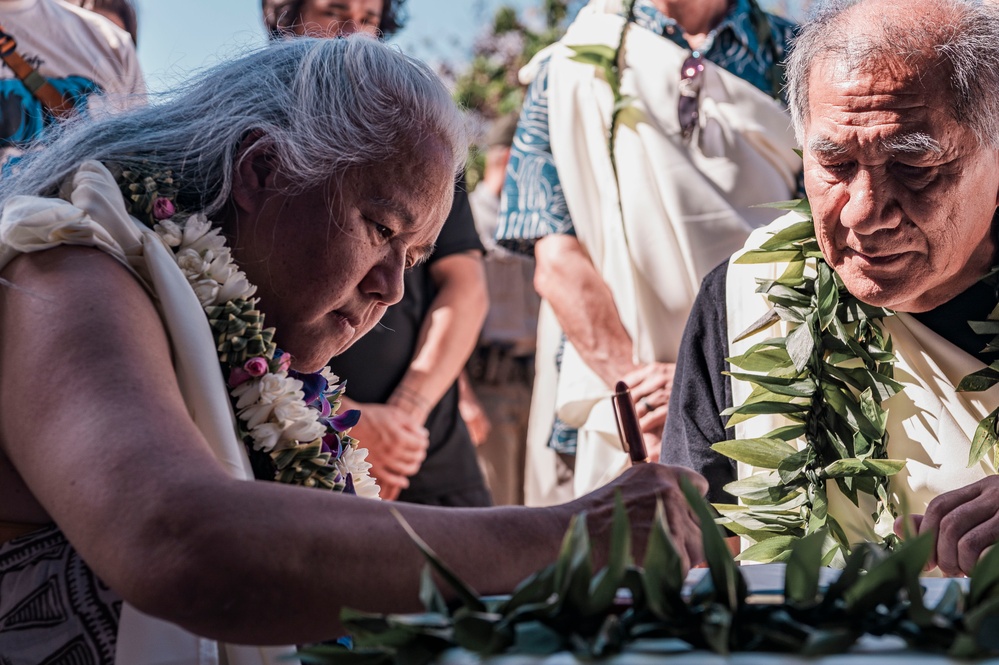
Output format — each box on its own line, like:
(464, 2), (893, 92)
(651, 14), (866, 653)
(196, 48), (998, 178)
(339, 447), (380, 499)
(248, 422), (284, 452)
(154, 220), (184, 247)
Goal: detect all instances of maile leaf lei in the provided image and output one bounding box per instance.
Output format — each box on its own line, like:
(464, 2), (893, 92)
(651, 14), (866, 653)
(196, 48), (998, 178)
(716, 199), (999, 565)
(113, 165), (378, 498)
(713, 199), (905, 565)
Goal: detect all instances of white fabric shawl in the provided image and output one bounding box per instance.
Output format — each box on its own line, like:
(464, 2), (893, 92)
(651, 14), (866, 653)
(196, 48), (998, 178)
(537, 0), (800, 497)
(0, 161), (297, 665)
(727, 213), (997, 549)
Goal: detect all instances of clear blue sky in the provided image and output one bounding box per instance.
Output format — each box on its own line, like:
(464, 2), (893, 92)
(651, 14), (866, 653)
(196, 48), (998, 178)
(132, 0), (806, 95)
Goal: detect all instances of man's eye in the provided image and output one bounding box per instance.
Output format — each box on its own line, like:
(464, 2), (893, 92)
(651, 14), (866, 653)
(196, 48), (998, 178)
(376, 224), (393, 239)
(821, 161), (853, 175)
(892, 162), (934, 182)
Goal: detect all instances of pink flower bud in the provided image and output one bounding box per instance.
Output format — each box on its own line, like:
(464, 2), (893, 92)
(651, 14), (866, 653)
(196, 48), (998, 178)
(244, 357), (270, 377)
(228, 366), (251, 388)
(276, 353), (292, 373)
(152, 197), (176, 221)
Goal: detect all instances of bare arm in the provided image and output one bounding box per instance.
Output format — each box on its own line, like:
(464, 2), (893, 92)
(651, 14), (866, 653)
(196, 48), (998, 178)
(0, 247), (703, 644)
(388, 250), (489, 421)
(533, 234), (638, 386)
(534, 235), (674, 448)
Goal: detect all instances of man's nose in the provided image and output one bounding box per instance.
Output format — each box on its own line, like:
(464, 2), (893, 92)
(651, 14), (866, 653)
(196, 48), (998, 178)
(839, 168), (900, 234)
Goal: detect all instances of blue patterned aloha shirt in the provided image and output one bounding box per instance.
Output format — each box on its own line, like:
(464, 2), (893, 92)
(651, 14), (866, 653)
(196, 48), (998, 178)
(498, 0), (798, 454)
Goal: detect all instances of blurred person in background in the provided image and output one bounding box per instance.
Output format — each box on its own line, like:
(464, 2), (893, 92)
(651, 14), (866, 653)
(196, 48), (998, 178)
(459, 113), (541, 506)
(263, 0), (493, 506)
(0, 0), (144, 172)
(262, 0), (407, 38)
(497, 0), (801, 504)
(72, 0), (137, 46)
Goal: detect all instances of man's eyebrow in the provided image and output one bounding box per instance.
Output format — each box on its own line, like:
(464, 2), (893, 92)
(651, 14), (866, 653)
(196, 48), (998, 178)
(808, 136), (849, 156)
(881, 132), (944, 157)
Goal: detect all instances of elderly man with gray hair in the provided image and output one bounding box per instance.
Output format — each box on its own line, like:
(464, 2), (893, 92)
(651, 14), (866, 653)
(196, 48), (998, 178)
(662, 0), (999, 577)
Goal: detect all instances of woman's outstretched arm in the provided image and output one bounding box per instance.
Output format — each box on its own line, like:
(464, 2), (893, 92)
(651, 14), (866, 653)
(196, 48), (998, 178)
(0, 245), (704, 645)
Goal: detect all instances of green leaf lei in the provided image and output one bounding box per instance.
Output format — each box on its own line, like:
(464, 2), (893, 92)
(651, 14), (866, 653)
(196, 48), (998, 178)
(715, 199), (999, 565)
(298, 484), (999, 662)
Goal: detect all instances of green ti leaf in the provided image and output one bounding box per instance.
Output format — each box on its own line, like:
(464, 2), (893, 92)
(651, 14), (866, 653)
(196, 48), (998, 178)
(711, 437), (799, 469)
(641, 499), (686, 619)
(784, 530), (827, 604)
(681, 477), (746, 610)
(587, 492), (632, 614)
(737, 535), (796, 563)
(759, 219), (817, 250)
(970, 538), (999, 606)
(734, 249), (805, 265)
(957, 362), (999, 392)
(968, 407), (999, 468)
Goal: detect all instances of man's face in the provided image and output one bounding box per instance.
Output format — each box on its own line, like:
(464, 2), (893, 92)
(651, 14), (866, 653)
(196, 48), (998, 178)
(802, 57), (999, 312)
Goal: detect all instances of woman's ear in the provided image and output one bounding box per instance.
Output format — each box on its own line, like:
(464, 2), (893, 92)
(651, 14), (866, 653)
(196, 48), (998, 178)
(230, 130), (280, 216)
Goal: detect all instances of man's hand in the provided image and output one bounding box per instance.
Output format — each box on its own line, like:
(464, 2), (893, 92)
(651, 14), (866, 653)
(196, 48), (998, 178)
(457, 373), (491, 446)
(345, 400), (430, 501)
(566, 463), (707, 573)
(624, 362), (675, 447)
(893, 475), (999, 576)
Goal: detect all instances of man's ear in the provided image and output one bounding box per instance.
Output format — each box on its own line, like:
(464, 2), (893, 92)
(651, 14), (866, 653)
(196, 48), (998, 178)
(230, 130), (280, 216)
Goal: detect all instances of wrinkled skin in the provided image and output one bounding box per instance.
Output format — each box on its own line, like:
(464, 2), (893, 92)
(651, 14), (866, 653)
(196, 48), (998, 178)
(801, 4), (999, 576)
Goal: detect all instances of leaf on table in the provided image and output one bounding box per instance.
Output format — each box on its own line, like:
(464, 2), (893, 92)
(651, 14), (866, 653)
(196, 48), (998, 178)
(785, 530), (827, 604)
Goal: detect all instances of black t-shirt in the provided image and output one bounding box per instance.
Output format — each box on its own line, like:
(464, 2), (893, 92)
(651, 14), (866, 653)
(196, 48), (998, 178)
(662, 260), (998, 503)
(328, 180), (488, 505)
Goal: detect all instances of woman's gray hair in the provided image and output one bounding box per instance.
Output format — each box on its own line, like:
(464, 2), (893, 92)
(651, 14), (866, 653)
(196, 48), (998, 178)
(0, 35), (467, 214)
(786, 0), (999, 149)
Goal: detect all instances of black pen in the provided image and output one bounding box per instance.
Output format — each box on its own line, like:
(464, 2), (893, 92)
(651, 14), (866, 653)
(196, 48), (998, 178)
(612, 380), (648, 464)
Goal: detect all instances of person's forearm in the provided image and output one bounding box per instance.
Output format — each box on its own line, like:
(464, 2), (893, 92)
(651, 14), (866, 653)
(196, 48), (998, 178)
(130, 476), (564, 644)
(392, 252), (488, 419)
(534, 234), (638, 386)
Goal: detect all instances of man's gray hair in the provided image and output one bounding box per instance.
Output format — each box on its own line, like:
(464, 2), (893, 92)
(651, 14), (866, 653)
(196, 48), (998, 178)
(0, 35), (467, 214)
(786, 0), (999, 149)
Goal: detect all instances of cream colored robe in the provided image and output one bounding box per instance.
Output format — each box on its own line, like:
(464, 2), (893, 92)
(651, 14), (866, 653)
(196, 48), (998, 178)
(524, 0), (800, 503)
(727, 213), (997, 547)
(0, 161), (296, 665)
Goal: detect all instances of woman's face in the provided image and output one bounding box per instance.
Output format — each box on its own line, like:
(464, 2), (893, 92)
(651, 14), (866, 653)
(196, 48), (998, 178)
(294, 0), (383, 37)
(229, 136), (454, 372)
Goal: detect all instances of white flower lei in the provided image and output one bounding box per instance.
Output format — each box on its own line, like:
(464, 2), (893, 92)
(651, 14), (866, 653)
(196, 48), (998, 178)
(119, 168), (379, 499)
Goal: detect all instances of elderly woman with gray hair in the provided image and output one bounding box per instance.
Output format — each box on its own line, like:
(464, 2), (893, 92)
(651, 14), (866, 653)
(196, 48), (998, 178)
(0, 35), (705, 664)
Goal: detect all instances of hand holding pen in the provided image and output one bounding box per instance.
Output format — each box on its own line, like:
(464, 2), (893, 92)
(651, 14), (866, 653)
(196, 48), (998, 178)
(612, 380), (649, 464)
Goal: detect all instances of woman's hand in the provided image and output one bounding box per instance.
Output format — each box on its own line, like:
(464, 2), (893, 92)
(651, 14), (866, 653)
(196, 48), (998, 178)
(565, 463), (707, 573)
